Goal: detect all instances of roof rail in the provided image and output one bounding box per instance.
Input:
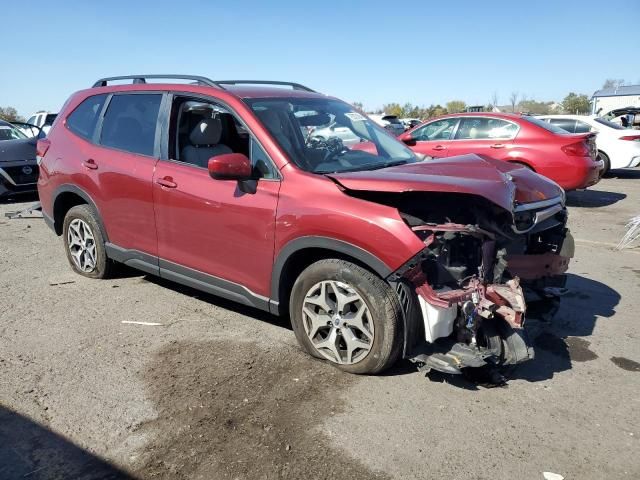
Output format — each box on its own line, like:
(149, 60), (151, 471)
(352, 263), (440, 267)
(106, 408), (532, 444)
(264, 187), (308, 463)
(214, 80), (316, 92)
(92, 74), (219, 88)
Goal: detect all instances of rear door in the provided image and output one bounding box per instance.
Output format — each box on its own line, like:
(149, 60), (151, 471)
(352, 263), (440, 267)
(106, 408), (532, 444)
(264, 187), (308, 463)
(446, 117), (519, 159)
(405, 117), (458, 158)
(89, 92), (163, 259)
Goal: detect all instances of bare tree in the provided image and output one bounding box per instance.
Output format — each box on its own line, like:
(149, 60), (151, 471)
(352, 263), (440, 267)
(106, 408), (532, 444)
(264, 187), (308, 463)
(509, 92), (519, 113)
(602, 79), (625, 89)
(490, 92), (499, 109)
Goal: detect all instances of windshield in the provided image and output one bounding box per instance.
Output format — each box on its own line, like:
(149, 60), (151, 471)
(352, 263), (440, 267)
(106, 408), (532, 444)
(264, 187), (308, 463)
(244, 97), (417, 173)
(594, 117), (625, 130)
(0, 123), (28, 141)
(523, 116), (568, 134)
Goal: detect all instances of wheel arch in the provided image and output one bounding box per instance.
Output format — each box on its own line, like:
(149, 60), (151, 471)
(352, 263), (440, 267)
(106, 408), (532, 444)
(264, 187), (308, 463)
(507, 159), (536, 171)
(270, 237), (392, 316)
(52, 185), (108, 240)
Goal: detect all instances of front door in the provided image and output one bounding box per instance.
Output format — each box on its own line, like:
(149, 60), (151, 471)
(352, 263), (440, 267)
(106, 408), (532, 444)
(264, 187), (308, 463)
(153, 95), (281, 302)
(406, 117), (459, 158)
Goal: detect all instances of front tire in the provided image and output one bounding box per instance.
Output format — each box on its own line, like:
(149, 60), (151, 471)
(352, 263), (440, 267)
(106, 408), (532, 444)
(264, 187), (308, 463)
(289, 259), (403, 374)
(63, 204), (114, 279)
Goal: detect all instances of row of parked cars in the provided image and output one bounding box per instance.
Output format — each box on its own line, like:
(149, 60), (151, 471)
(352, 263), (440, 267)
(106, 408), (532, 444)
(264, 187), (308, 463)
(1, 76), (636, 381)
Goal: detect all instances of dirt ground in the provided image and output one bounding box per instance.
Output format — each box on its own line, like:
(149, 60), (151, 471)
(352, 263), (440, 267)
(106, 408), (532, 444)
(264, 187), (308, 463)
(1, 171), (639, 480)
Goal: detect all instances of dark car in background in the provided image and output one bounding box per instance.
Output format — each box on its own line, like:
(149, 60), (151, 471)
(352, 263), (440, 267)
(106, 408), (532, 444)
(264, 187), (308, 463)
(0, 119), (40, 199)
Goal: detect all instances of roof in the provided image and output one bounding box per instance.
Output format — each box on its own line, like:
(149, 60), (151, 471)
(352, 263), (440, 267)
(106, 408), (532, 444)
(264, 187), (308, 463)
(88, 75), (327, 100)
(592, 85), (640, 98)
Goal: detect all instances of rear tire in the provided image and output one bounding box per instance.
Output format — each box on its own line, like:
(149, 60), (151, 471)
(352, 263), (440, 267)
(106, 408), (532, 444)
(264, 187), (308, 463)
(289, 259), (403, 374)
(597, 151), (610, 177)
(63, 204), (114, 279)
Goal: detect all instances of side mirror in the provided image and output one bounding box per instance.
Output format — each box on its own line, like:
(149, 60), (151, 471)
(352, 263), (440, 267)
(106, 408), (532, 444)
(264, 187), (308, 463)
(399, 132), (416, 146)
(208, 153), (252, 180)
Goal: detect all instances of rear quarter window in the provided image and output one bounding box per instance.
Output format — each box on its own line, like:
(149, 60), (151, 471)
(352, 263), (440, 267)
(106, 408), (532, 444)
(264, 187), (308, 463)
(66, 94), (108, 140)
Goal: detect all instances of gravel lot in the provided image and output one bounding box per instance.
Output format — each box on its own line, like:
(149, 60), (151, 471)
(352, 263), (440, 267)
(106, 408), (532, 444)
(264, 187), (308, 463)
(1, 171), (639, 480)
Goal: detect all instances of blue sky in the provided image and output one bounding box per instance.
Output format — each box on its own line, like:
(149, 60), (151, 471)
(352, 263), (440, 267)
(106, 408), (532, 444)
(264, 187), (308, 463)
(2, 0), (638, 116)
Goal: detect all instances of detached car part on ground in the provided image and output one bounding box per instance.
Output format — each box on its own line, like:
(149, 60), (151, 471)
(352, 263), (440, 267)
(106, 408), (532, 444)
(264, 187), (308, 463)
(0, 120), (41, 198)
(37, 75), (573, 381)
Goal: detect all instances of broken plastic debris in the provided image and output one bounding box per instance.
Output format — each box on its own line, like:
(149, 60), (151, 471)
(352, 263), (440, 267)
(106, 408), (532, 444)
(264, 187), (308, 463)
(543, 472), (564, 480)
(121, 321), (163, 326)
(616, 215), (640, 250)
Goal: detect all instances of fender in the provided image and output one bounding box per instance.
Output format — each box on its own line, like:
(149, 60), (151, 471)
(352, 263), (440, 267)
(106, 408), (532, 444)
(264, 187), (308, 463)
(51, 184), (109, 241)
(270, 236), (393, 314)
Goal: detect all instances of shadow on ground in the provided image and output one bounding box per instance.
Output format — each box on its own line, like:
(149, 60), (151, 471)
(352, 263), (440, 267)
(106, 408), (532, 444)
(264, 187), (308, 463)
(607, 168), (640, 180)
(512, 273), (620, 382)
(566, 189), (626, 208)
(0, 406), (134, 480)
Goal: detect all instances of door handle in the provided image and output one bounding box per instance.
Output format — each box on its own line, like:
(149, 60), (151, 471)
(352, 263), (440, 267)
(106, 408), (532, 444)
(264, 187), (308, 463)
(432, 145), (446, 151)
(156, 176), (177, 188)
(490, 144), (505, 149)
(82, 159), (98, 170)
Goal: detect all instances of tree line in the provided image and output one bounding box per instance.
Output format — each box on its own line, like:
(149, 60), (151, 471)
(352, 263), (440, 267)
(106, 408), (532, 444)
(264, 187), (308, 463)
(356, 91), (592, 120)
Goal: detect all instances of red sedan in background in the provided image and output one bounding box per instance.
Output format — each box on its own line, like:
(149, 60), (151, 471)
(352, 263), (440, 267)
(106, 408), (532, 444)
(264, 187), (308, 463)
(398, 113), (603, 190)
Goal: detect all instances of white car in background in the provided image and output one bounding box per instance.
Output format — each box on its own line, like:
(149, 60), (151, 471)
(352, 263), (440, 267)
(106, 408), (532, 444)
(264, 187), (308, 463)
(22, 111), (58, 137)
(368, 114), (405, 136)
(537, 114), (640, 174)
(309, 121), (361, 146)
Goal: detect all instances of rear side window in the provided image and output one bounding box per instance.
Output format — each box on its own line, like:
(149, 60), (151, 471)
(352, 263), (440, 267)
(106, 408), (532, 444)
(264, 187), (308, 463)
(66, 94), (107, 140)
(454, 118), (518, 139)
(574, 121), (592, 133)
(99, 94), (162, 156)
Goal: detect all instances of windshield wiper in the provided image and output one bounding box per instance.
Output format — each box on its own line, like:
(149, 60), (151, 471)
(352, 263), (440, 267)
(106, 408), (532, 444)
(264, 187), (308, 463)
(363, 159), (409, 171)
(316, 159), (409, 174)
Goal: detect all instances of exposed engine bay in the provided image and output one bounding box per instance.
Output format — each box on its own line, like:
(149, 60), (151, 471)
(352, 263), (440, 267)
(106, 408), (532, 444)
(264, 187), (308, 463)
(358, 191), (574, 382)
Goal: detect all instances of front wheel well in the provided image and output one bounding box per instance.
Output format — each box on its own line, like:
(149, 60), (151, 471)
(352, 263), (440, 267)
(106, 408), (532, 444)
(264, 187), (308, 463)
(53, 192), (87, 235)
(275, 247), (378, 318)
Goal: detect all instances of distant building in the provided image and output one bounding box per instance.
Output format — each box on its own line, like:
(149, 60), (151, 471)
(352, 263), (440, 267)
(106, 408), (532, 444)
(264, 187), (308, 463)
(465, 105), (485, 112)
(591, 85), (640, 115)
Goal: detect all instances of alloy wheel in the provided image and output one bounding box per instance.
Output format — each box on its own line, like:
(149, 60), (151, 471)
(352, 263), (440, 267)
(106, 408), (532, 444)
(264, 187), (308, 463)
(302, 280), (374, 364)
(67, 218), (97, 273)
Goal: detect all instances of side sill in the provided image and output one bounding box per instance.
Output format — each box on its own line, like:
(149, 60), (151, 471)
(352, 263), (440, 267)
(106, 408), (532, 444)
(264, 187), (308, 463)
(104, 243), (272, 313)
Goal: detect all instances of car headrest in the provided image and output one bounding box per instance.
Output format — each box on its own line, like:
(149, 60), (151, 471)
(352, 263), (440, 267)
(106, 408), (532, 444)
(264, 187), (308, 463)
(189, 118), (222, 145)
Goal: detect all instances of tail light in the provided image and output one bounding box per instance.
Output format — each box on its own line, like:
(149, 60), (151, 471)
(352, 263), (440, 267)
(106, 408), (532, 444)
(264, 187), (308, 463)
(619, 135), (640, 141)
(561, 140), (589, 157)
(36, 138), (51, 165)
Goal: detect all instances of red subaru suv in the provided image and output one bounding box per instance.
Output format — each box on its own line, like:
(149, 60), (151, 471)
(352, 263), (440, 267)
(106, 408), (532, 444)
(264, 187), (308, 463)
(37, 75), (574, 378)
(398, 112), (603, 190)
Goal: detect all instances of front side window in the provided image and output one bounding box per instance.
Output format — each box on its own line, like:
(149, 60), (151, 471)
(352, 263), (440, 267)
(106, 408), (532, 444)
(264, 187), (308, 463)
(66, 94), (107, 140)
(413, 118), (458, 141)
(169, 97), (278, 179)
(26, 116), (36, 126)
(99, 94), (162, 156)
(244, 97), (416, 174)
(454, 118), (518, 140)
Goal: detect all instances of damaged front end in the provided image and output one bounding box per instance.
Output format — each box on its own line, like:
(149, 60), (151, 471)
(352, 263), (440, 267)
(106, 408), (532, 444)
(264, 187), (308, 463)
(383, 193), (574, 378)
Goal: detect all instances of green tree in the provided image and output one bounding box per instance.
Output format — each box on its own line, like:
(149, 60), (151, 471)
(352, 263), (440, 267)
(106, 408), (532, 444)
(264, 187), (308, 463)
(0, 106), (24, 122)
(382, 103), (403, 117)
(445, 100), (466, 113)
(562, 92), (590, 114)
(519, 99), (554, 115)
